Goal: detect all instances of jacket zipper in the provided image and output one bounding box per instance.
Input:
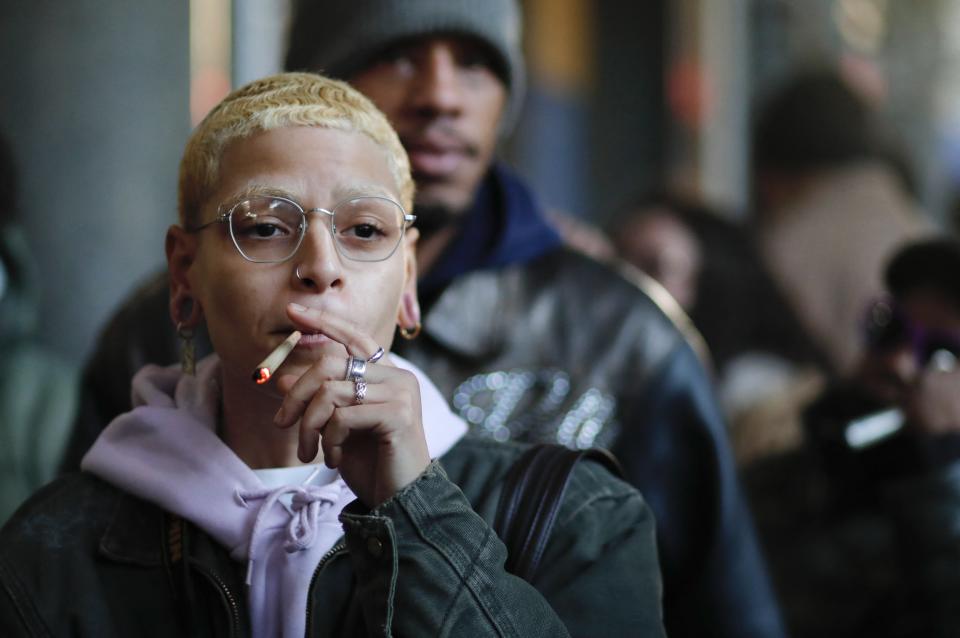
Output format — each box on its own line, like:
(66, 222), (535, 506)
(304, 541), (347, 636)
(193, 562), (243, 637)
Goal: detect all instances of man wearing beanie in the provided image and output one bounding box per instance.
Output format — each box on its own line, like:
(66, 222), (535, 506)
(64, 1), (785, 636)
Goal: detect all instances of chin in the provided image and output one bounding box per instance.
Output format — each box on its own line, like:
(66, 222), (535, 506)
(415, 180), (473, 213)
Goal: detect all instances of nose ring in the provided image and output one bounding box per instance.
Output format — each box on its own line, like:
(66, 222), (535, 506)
(295, 265), (304, 281)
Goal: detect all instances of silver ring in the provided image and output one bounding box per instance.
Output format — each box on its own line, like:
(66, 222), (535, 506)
(295, 265), (304, 281)
(366, 346), (385, 364)
(354, 378), (367, 404)
(345, 356), (367, 381)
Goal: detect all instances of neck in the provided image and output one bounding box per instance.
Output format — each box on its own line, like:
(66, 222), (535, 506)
(218, 365), (320, 469)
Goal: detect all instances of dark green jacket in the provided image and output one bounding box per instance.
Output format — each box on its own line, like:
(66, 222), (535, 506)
(0, 437), (665, 636)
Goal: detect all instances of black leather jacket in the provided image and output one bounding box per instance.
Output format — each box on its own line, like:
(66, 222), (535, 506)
(64, 247), (784, 637)
(398, 246), (786, 637)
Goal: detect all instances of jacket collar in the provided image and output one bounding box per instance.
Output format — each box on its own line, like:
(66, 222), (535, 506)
(415, 164), (562, 358)
(421, 264), (521, 358)
(417, 163), (562, 298)
(98, 489), (164, 567)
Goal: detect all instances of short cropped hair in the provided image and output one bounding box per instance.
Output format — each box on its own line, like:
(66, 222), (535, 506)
(178, 72), (414, 228)
(886, 238), (960, 311)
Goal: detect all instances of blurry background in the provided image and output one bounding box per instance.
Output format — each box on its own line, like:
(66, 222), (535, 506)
(1, 0), (959, 365)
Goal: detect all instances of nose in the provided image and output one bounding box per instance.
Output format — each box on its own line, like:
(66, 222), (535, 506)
(409, 42), (464, 118)
(293, 217), (343, 292)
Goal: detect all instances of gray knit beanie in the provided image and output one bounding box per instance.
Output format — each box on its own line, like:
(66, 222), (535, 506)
(285, 0), (525, 128)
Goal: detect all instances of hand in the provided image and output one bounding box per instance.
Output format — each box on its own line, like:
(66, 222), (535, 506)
(905, 367), (960, 435)
(273, 303), (431, 507)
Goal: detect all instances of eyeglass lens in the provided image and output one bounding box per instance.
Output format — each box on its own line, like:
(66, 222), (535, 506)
(228, 196), (406, 262)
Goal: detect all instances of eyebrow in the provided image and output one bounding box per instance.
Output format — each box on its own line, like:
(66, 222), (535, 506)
(334, 183), (398, 203)
(224, 184), (297, 205)
(223, 182), (400, 209)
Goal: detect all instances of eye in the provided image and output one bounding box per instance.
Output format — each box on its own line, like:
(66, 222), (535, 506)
(252, 222), (283, 238)
(368, 44), (418, 78)
(340, 220), (386, 240)
(457, 47), (495, 72)
(234, 212), (299, 240)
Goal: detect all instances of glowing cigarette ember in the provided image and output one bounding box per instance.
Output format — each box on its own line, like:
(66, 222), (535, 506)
(252, 330), (302, 384)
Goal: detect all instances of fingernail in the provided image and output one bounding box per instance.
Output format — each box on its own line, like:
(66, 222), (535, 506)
(299, 445), (315, 464)
(289, 302), (307, 312)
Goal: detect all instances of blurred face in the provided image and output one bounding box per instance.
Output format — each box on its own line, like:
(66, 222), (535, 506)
(170, 126), (417, 385)
(857, 289), (960, 404)
(617, 210), (702, 310)
(349, 36), (508, 220)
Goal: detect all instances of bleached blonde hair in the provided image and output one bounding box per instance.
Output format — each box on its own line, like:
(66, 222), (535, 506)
(178, 72), (414, 227)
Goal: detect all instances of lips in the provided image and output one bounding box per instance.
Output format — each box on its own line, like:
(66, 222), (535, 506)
(402, 132), (475, 180)
(407, 144), (466, 178)
(297, 332), (333, 347)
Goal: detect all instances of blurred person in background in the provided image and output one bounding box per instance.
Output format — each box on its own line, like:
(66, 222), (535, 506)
(747, 237), (960, 638)
(752, 68), (933, 377)
(611, 192), (825, 464)
(611, 197), (702, 312)
(0, 133), (77, 525)
(61, 1), (786, 635)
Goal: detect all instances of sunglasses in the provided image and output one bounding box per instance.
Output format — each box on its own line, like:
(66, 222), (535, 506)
(863, 298), (960, 368)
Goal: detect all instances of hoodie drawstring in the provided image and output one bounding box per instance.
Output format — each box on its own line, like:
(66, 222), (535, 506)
(235, 483), (344, 585)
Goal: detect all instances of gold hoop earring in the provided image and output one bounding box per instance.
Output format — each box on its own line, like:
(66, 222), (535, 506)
(399, 322), (422, 340)
(177, 322), (196, 375)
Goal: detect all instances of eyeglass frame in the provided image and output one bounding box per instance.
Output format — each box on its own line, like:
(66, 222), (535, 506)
(187, 193), (417, 264)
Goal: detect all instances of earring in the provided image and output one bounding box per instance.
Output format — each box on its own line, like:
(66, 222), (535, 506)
(399, 322), (422, 340)
(177, 322), (196, 375)
(173, 295), (201, 375)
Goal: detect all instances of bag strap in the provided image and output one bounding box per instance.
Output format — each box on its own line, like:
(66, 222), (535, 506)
(493, 444), (623, 582)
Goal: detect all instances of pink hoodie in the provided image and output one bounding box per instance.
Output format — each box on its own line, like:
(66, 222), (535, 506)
(82, 353), (466, 638)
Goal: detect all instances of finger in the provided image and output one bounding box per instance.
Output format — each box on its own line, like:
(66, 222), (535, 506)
(320, 405), (391, 467)
(275, 359), (394, 427)
(293, 385), (360, 461)
(274, 355), (345, 428)
(298, 420), (321, 464)
(299, 380), (354, 434)
(287, 303), (383, 359)
(321, 405), (430, 494)
(287, 380), (403, 468)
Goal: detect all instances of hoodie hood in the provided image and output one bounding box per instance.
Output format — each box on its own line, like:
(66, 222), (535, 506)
(417, 162), (563, 297)
(82, 353), (466, 638)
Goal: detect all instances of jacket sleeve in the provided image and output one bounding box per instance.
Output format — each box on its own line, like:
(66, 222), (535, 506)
(613, 341), (787, 638)
(0, 560), (43, 637)
(339, 460), (666, 638)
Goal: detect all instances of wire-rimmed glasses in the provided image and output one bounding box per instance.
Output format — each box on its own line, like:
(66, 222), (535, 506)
(190, 194), (416, 263)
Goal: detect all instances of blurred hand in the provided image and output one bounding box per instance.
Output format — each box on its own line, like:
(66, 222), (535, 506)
(905, 366), (960, 435)
(273, 303), (430, 508)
